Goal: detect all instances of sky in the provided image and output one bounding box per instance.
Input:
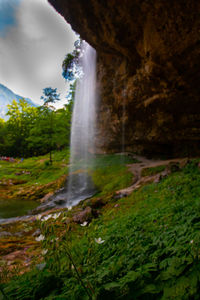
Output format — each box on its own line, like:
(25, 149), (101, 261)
(0, 0), (77, 108)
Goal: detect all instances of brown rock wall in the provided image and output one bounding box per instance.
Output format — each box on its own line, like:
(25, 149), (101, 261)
(49, 0), (200, 156)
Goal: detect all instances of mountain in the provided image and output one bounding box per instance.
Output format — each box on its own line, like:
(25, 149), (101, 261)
(0, 84), (37, 119)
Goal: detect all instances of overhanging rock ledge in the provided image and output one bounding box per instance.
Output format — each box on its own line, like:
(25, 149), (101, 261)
(49, 0), (200, 157)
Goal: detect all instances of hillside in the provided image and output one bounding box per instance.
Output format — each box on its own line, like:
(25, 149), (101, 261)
(0, 84), (37, 119)
(1, 153), (200, 299)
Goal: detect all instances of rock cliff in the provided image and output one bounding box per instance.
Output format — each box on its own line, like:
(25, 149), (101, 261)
(49, 0), (200, 156)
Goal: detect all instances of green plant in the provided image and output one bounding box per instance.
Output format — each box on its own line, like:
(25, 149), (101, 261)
(3, 160), (200, 299)
(141, 165), (166, 176)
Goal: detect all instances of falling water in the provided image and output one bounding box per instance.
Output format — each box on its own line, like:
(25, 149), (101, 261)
(36, 41), (97, 211)
(66, 42), (97, 206)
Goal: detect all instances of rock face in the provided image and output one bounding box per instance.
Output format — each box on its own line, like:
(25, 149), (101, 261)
(49, 0), (200, 156)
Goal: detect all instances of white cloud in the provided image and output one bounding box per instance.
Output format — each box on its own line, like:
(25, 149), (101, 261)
(0, 0), (77, 107)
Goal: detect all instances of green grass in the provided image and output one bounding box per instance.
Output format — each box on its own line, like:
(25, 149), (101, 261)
(93, 153), (139, 168)
(92, 165), (133, 195)
(0, 149), (70, 186)
(141, 165), (166, 177)
(91, 154), (136, 195)
(2, 160), (200, 299)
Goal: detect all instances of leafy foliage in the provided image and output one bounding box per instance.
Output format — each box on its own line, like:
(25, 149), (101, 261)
(0, 95), (72, 158)
(62, 39), (82, 81)
(5, 99), (38, 156)
(40, 87), (60, 105)
(0, 149), (70, 186)
(3, 160), (200, 299)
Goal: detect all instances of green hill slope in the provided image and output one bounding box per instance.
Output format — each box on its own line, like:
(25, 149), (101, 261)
(1, 158), (200, 299)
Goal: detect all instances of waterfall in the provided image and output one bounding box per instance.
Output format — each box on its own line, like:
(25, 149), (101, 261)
(31, 42), (129, 214)
(36, 41), (97, 211)
(66, 41), (97, 206)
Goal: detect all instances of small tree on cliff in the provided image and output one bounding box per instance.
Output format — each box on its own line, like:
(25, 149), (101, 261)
(62, 38), (82, 81)
(41, 87), (60, 164)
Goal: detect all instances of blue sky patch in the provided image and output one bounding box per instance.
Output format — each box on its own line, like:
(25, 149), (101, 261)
(0, 0), (21, 37)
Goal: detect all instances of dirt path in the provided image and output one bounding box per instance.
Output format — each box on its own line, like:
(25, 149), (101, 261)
(116, 155), (189, 197)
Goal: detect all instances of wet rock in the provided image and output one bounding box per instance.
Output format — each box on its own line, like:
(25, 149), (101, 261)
(167, 162), (180, 173)
(154, 174), (162, 183)
(49, 0), (200, 157)
(114, 192), (128, 200)
(32, 229), (41, 237)
(72, 206), (93, 224)
(85, 197), (105, 209)
(3, 250), (23, 261)
(54, 198), (66, 205)
(160, 169), (171, 178)
(14, 232), (23, 237)
(0, 231), (12, 237)
(12, 175), (67, 201)
(40, 192), (54, 203)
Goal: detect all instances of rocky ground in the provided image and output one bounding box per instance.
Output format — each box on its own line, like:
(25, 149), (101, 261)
(116, 155), (190, 197)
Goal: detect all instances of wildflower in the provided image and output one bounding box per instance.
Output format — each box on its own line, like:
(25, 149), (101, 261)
(67, 206), (72, 211)
(41, 249), (48, 255)
(35, 234), (45, 242)
(52, 212), (61, 219)
(42, 214), (52, 221)
(80, 221), (88, 227)
(36, 263), (46, 270)
(51, 237), (59, 242)
(36, 214), (42, 220)
(190, 240), (194, 244)
(95, 237), (105, 244)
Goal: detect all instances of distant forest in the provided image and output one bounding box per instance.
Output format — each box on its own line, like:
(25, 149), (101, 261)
(0, 84), (75, 158)
(0, 39), (81, 158)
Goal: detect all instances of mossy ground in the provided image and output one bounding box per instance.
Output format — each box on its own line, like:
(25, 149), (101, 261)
(0, 149), (70, 186)
(92, 154), (137, 196)
(141, 165), (166, 177)
(0, 149), (70, 202)
(1, 156), (200, 299)
(0, 152), (135, 287)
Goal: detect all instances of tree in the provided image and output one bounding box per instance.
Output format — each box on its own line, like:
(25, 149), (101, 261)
(5, 99), (38, 157)
(0, 118), (6, 155)
(62, 39), (82, 81)
(26, 87), (73, 158)
(41, 87), (60, 105)
(40, 87), (60, 164)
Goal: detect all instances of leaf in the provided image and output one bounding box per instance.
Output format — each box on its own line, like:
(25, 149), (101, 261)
(103, 281), (120, 291)
(142, 284), (158, 294)
(120, 271), (141, 285)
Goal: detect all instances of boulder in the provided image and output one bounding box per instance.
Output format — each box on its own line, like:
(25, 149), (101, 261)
(72, 206), (93, 224)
